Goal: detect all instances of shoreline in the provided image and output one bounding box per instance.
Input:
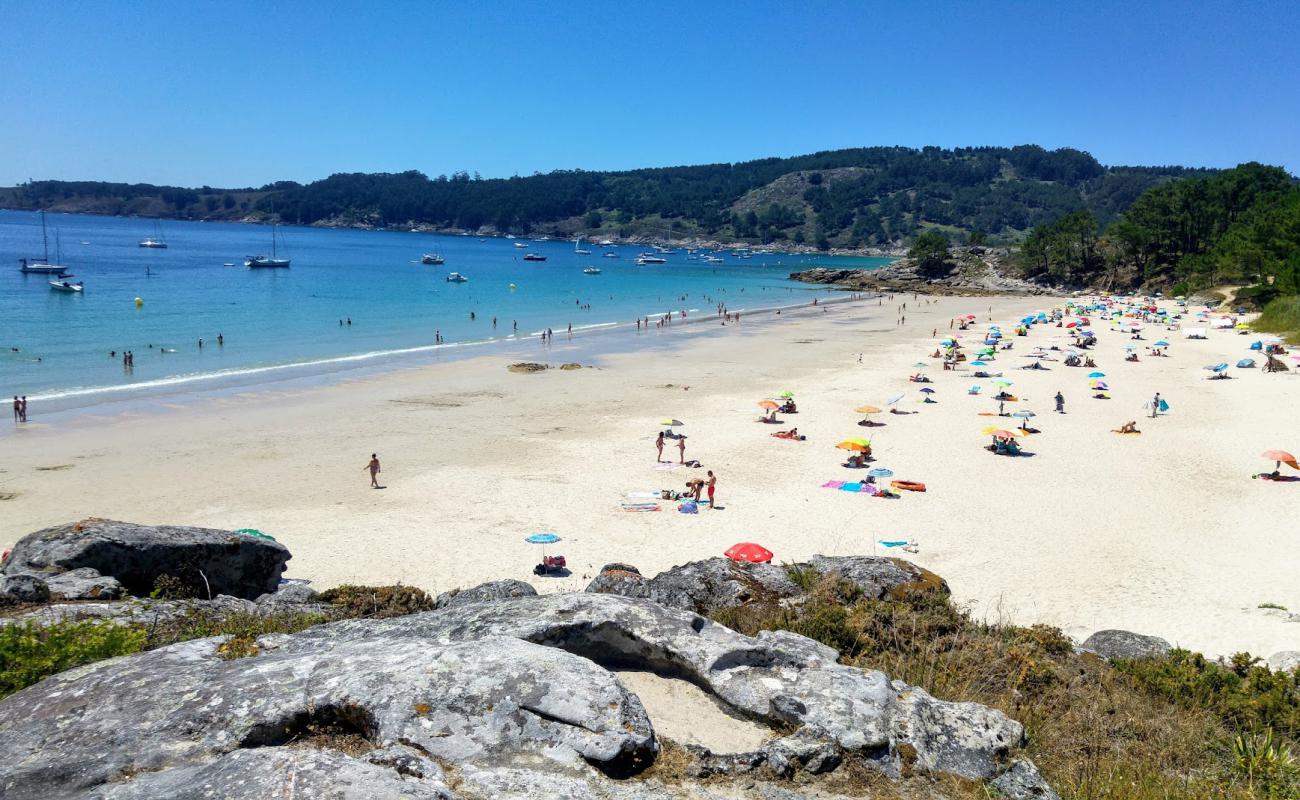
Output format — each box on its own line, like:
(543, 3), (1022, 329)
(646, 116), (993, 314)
(2, 287), (861, 431)
(3, 290), (1297, 659)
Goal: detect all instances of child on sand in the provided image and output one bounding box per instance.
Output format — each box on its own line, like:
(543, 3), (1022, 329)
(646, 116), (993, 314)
(363, 454), (381, 488)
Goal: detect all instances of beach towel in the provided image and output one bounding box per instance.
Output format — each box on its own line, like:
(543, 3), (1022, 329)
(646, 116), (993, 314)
(821, 480), (847, 489)
(622, 505), (661, 512)
(678, 501), (698, 514)
(624, 491), (661, 500)
(878, 540), (911, 548)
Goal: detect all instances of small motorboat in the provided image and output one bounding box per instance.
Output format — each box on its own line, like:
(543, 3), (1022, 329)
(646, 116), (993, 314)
(49, 277), (84, 292)
(603, 251), (619, 258)
(446, 272), (468, 282)
(635, 255), (666, 264)
(421, 253), (445, 265)
(523, 253), (546, 262)
(583, 266), (601, 275)
(513, 242), (528, 248)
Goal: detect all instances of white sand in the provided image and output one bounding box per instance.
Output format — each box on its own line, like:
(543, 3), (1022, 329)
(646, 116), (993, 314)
(613, 670), (772, 752)
(2, 294), (1298, 658)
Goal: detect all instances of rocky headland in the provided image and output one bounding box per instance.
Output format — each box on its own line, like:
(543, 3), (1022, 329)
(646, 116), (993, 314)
(791, 247), (1054, 296)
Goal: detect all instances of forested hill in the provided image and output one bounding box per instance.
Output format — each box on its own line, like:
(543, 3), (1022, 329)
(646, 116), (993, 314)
(0, 146), (1212, 249)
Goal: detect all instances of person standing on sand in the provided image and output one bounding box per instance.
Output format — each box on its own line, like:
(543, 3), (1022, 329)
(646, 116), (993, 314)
(1055, 391), (1065, 414)
(20, 396), (28, 422)
(655, 431), (665, 462)
(1151, 392), (1161, 418)
(706, 470), (717, 509)
(364, 453), (381, 488)
(12, 396), (18, 423)
(678, 436), (687, 464)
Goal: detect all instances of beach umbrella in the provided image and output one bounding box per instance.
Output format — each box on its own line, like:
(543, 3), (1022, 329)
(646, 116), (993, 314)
(993, 379), (1013, 388)
(1154, 340), (1169, 347)
(1090, 380), (1109, 390)
(854, 405), (882, 414)
(970, 360), (988, 367)
(757, 400), (780, 411)
(1012, 409), (1036, 430)
(1262, 450), (1299, 470)
(725, 543), (773, 564)
(919, 387), (936, 394)
(660, 419), (684, 427)
(1088, 371), (1106, 378)
(983, 427), (1025, 438)
(867, 467), (894, 479)
(776, 390), (795, 398)
(886, 392), (905, 406)
(836, 438), (871, 451)
(525, 532), (561, 559)
(913, 362), (928, 368)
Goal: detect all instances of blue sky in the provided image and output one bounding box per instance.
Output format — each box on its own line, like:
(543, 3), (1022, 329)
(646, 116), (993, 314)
(2, 0), (1296, 187)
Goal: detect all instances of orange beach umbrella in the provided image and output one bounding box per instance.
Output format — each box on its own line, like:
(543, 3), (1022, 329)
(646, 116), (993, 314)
(757, 399), (780, 410)
(1262, 450), (1299, 469)
(854, 405), (882, 414)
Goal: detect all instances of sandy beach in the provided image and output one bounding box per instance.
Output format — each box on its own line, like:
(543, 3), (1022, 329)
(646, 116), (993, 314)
(3, 293), (1298, 659)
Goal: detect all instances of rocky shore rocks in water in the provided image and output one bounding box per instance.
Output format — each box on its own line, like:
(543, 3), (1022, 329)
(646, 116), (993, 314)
(0, 591), (1055, 800)
(791, 246), (1052, 296)
(1080, 629), (1173, 660)
(584, 554), (947, 615)
(0, 518), (290, 601)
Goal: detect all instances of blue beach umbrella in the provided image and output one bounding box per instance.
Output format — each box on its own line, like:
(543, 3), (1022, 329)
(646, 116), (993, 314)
(919, 387), (936, 394)
(1087, 371), (1105, 378)
(526, 533), (560, 544)
(1154, 340), (1169, 347)
(867, 467), (894, 479)
(970, 360), (988, 367)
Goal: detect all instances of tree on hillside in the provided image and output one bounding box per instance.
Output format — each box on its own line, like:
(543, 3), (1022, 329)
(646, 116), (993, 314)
(909, 230), (950, 276)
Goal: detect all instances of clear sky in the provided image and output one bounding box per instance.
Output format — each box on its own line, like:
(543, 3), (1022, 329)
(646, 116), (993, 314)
(2, 0), (1296, 187)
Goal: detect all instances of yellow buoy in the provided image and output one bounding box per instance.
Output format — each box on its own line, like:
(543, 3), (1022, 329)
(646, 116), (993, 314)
(134, 297), (144, 307)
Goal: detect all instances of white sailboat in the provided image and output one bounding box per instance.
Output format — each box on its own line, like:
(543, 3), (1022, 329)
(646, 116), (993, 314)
(246, 220), (290, 268)
(574, 237), (592, 255)
(139, 219), (168, 248)
(18, 211), (70, 274)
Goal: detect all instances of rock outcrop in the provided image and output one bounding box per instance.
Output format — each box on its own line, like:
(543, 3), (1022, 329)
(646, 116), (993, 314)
(585, 555), (947, 615)
(0, 592), (1053, 800)
(434, 578), (537, 609)
(1, 519), (290, 600)
(1080, 629), (1173, 660)
(791, 246), (1052, 296)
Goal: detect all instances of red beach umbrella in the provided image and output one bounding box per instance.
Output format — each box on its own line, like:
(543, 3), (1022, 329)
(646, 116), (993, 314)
(725, 542), (774, 564)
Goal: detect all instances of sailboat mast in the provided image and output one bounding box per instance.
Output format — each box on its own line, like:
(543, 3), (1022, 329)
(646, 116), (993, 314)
(41, 211), (49, 261)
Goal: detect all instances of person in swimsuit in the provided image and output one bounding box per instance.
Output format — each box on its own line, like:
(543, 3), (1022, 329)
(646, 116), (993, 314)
(364, 453), (381, 488)
(655, 431), (665, 462)
(706, 471), (717, 509)
(677, 436), (686, 464)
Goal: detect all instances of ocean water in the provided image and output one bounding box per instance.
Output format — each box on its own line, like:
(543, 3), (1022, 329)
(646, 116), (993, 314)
(0, 210), (889, 413)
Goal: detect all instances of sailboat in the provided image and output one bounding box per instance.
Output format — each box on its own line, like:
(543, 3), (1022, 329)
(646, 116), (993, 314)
(139, 219), (168, 248)
(18, 211), (70, 274)
(574, 236), (592, 255)
(246, 220), (290, 268)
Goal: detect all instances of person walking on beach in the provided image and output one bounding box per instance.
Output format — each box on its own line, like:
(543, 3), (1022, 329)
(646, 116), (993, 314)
(677, 435), (686, 465)
(706, 470), (717, 509)
(1150, 392), (1161, 418)
(655, 431), (665, 462)
(363, 453), (381, 488)
(19, 396), (28, 423)
(1054, 391), (1065, 414)
(12, 396), (19, 423)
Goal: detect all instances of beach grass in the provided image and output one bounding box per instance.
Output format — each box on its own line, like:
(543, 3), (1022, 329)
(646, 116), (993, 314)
(1255, 296), (1300, 343)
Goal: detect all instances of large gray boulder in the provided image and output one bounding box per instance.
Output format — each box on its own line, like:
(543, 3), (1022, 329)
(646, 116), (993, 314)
(1268, 651), (1300, 674)
(434, 578), (537, 609)
(0, 593), (1052, 799)
(1080, 629), (1172, 660)
(44, 568), (125, 601)
(1, 519), (290, 600)
(585, 555), (947, 615)
(0, 574), (50, 605)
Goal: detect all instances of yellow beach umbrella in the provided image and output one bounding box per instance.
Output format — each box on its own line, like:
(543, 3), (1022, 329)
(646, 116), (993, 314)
(981, 426), (1026, 437)
(836, 438), (871, 451)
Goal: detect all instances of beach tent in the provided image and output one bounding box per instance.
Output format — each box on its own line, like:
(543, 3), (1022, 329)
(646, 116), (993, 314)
(725, 542), (773, 564)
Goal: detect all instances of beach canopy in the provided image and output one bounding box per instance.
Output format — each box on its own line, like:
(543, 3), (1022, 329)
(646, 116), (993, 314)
(984, 428), (1025, 438)
(970, 360), (988, 367)
(758, 399), (780, 410)
(919, 387), (936, 394)
(836, 438), (871, 451)
(725, 542), (773, 564)
(525, 533), (560, 544)
(1154, 340), (1169, 347)
(1262, 450), (1299, 469)
(660, 419), (684, 427)
(854, 405), (882, 414)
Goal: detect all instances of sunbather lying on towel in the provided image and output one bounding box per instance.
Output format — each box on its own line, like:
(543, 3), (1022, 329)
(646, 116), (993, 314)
(772, 428), (805, 440)
(1112, 420), (1140, 434)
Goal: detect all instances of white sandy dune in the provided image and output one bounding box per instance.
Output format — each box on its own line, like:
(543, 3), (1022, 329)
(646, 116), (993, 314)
(2, 294), (1298, 658)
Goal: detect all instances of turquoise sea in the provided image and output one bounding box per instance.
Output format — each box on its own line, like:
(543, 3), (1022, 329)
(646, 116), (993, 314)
(0, 210), (889, 415)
